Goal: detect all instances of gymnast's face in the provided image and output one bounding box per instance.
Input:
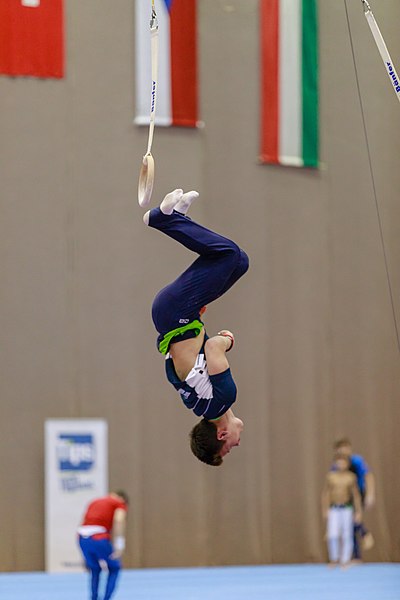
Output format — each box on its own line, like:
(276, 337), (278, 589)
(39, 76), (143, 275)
(218, 417), (244, 457)
(335, 457), (350, 472)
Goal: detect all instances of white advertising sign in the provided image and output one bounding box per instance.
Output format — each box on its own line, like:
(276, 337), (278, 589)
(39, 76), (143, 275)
(45, 419), (108, 572)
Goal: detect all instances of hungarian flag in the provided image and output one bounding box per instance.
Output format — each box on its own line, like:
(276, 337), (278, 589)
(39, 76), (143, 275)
(260, 0), (319, 167)
(135, 0), (198, 127)
(0, 0), (64, 79)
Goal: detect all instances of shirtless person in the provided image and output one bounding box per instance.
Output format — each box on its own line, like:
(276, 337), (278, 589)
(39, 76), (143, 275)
(143, 189), (249, 466)
(333, 437), (376, 559)
(321, 453), (362, 567)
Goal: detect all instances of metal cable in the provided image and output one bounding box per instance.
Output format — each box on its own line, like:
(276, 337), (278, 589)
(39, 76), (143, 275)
(344, 0), (400, 355)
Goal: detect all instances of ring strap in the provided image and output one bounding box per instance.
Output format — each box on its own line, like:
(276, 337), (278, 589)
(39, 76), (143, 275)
(363, 3), (400, 104)
(146, 20), (159, 156)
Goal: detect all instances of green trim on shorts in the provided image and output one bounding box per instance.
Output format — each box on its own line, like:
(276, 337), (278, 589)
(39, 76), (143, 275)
(158, 319), (204, 355)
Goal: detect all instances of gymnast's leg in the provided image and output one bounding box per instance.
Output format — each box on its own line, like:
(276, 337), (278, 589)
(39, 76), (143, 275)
(103, 548), (122, 600)
(79, 536), (102, 600)
(145, 190), (249, 334)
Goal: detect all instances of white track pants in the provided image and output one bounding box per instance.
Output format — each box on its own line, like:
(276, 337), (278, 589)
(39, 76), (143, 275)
(327, 506), (354, 564)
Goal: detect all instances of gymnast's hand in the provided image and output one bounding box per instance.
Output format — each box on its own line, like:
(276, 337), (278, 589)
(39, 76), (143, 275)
(217, 330), (235, 351)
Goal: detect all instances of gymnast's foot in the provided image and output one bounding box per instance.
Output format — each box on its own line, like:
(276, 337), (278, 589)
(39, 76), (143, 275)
(143, 189), (199, 224)
(143, 188), (183, 224)
(175, 190), (199, 215)
(160, 188), (184, 214)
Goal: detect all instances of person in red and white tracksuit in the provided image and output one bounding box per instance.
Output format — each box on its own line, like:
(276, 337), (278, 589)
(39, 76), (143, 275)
(77, 491), (129, 600)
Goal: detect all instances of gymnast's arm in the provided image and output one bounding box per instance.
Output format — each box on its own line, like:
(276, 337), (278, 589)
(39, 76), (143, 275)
(321, 475), (331, 521)
(364, 472), (376, 509)
(352, 477), (363, 524)
(110, 508), (127, 559)
(205, 333), (233, 375)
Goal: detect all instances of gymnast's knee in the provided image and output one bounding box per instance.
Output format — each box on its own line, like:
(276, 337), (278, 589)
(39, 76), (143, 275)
(238, 249), (249, 276)
(90, 563), (101, 575)
(224, 242), (249, 267)
(107, 562), (121, 573)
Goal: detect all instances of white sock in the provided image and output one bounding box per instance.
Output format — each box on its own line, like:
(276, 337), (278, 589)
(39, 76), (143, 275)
(174, 190), (200, 215)
(160, 189), (183, 215)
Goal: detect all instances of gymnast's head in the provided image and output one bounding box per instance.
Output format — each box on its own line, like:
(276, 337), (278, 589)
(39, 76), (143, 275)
(189, 410), (244, 466)
(333, 452), (351, 472)
(333, 437), (352, 457)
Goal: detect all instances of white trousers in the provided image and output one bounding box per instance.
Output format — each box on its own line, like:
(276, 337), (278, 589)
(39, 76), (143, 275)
(327, 506), (354, 564)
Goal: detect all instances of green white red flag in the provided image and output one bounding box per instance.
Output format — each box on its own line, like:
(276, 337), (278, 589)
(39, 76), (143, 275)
(260, 0), (319, 167)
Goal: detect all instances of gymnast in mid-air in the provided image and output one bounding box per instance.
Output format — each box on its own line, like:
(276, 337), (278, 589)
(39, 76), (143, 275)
(143, 189), (249, 466)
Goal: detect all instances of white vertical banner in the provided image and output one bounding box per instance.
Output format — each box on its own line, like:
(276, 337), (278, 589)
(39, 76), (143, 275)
(45, 419), (108, 573)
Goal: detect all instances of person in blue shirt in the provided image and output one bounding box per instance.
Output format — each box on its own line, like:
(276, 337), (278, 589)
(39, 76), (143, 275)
(333, 438), (376, 560)
(143, 189), (249, 466)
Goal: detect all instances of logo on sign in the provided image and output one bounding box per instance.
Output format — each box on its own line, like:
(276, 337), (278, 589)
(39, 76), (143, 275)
(57, 434), (95, 471)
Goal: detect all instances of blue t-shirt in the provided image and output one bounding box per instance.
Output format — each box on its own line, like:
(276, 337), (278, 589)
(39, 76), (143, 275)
(349, 454), (370, 494)
(164, 338), (237, 420)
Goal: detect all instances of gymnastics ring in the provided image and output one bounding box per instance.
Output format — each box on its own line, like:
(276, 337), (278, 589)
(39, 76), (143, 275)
(137, 1), (158, 207)
(138, 153), (155, 207)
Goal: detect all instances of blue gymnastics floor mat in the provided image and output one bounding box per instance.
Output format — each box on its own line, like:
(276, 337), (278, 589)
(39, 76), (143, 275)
(1, 563), (399, 600)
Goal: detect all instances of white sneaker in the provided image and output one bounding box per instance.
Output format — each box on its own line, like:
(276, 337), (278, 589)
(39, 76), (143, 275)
(175, 190), (200, 215)
(160, 189), (183, 215)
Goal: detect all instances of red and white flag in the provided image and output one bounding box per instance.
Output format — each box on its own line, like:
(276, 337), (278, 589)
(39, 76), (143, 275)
(0, 0), (64, 79)
(260, 0), (319, 167)
(135, 0), (198, 127)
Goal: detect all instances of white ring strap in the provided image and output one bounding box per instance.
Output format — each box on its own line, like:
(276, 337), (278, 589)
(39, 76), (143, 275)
(146, 19), (159, 156)
(363, 1), (400, 104)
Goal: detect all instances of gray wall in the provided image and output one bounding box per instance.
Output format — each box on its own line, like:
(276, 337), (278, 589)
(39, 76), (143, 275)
(1, 0), (399, 570)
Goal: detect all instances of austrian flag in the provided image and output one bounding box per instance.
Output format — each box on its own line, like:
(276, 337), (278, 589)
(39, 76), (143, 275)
(260, 0), (319, 167)
(135, 0), (198, 127)
(0, 0), (64, 78)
